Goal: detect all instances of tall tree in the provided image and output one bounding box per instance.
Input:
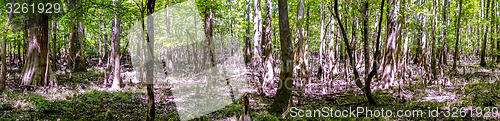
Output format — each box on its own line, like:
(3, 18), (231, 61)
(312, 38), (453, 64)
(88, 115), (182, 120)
(252, 0), (264, 94)
(441, 0), (449, 65)
(318, 0), (325, 82)
(145, 0), (156, 120)
(489, 0), (495, 61)
(383, 0), (400, 89)
(480, 0), (490, 67)
(262, 0), (274, 94)
(361, 0), (370, 77)
(270, 0), (294, 115)
(110, 0), (122, 90)
(293, 0), (306, 95)
(244, 0), (252, 64)
(205, 0), (216, 67)
(1, 33), (5, 92)
(430, 0), (438, 81)
(52, 22), (58, 70)
(452, 0), (463, 72)
(68, 0), (87, 72)
(99, 12), (104, 65)
(496, 1), (499, 63)
(295, 0), (310, 89)
(21, 0), (56, 87)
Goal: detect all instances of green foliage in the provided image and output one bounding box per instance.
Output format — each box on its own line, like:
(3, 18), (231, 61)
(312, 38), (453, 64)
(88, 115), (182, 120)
(253, 113), (281, 121)
(28, 95), (73, 120)
(463, 82), (500, 107)
(163, 113), (180, 120)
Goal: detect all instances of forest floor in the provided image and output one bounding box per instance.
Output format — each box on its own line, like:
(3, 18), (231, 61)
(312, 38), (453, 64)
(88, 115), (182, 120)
(1, 58), (500, 120)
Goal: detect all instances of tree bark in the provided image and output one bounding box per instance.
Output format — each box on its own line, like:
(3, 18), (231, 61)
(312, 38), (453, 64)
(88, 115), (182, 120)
(319, 0), (325, 83)
(293, 0), (306, 96)
(205, 0), (215, 67)
(430, 0), (438, 81)
(68, 0), (86, 72)
(361, 0), (370, 77)
(383, 0), (399, 89)
(1, 35), (6, 92)
(413, 16), (423, 65)
(489, 0), (494, 61)
(480, 0), (490, 67)
(441, 0), (449, 66)
(270, 0), (294, 115)
(365, 0), (385, 105)
(17, 37), (21, 64)
(253, 0), (264, 94)
(99, 12), (103, 65)
(75, 20), (87, 72)
(67, 0), (77, 70)
(21, 0), (56, 87)
(244, 0), (252, 64)
(452, 0), (463, 72)
(146, 0), (156, 120)
(293, 0), (305, 72)
(110, 0), (122, 90)
(52, 22), (58, 70)
(262, 0), (274, 94)
(496, 1), (500, 63)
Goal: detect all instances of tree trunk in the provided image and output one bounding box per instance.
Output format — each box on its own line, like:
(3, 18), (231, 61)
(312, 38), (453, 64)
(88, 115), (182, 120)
(430, 0), (438, 81)
(110, 0), (122, 89)
(253, 0), (264, 94)
(205, 0), (215, 67)
(52, 22), (58, 70)
(383, 0), (399, 89)
(319, 0), (325, 83)
(99, 12), (103, 65)
(270, 0), (294, 115)
(489, 0), (494, 61)
(293, 0), (306, 96)
(17, 37), (21, 64)
(441, 0), (449, 66)
(146, 0), (156, 120)
(1, 35), (6, 92)
(67, 0), (77, 70)
(8, 40), (12, 66)
(302, 3), (311, 95)
(262, 0), (274, 95)
(414, 17), (422, 65)
(480, 0), (490, 67)
(365, 0), (385, 105)
(496, 1), (500, 63)
(244, 0), (252, 64)
(75, 21), (87, 72)
(67, 0), (86, 72)
(21, 2), (56, 87)
(452, 0), (463, 72)
(361, 0), (370, 77)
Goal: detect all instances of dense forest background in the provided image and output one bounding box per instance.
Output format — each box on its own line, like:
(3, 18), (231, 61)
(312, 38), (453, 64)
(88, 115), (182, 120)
(0, 0), (499, 120)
